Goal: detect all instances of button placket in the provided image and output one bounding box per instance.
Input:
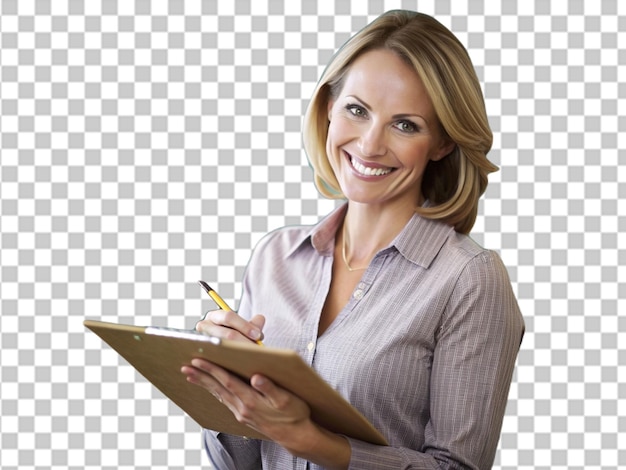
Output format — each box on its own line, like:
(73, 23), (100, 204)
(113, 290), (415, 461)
(352, 282), (368, 301)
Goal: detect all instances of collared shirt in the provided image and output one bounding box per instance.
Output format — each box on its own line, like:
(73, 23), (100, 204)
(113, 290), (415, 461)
(204, 203), (524, 469)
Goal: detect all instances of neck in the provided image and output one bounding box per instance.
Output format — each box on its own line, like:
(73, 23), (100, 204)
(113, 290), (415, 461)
(340, 202), (415, 268)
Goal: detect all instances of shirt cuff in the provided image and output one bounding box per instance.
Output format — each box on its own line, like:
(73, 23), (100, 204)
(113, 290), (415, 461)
(202, 429), (237, 470)
(345, 437), (442, 469)
(202, 429), (262, 470)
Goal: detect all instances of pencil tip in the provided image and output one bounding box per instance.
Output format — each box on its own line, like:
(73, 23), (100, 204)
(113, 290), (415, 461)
(198, 280), (213, 292)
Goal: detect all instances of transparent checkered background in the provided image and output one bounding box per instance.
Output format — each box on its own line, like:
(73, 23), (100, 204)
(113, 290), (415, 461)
(1, 0), (624, 468)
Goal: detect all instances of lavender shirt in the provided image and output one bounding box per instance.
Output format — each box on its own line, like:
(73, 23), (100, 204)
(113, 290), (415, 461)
(204, 204), (524, 469)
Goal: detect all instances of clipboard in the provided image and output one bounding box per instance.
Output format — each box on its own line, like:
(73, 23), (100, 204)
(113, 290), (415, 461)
(84, 319), (388, 446)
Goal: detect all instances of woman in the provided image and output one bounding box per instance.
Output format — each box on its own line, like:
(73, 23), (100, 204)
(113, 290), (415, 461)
(182, 10), (524, 469)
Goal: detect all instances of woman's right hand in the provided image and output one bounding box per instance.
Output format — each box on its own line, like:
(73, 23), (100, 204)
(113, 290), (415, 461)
(195, 309), (265, 344)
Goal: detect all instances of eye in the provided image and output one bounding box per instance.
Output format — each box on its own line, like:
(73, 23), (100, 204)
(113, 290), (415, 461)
(395, 120), (418, 133)
(345, 104), (367, 118)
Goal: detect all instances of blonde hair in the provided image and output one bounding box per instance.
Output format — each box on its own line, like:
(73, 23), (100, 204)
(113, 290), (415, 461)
(302, 10), (497, 234)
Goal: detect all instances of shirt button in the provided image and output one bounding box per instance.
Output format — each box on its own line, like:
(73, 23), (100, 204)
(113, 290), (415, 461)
(353, 289), (364, 300)
(307, 341), (315, 352)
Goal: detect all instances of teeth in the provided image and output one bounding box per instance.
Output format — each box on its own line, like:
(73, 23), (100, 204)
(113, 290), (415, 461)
(351, 157), (392, 176)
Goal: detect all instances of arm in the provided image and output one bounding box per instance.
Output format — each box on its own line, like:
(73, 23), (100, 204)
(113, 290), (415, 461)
(425, 251), (524, 468)
(190, 233), (280, 467)
(188, 251), (523, 470)
(186, 359), (352, 469)
(345, 251), (524, 469)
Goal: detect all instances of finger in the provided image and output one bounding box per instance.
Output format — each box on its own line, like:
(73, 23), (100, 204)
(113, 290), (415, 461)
(182, 361), (239, 406)
(189, 359), (264, 423)
(250, 374), (272, 395)
(197, 309), (263, 343)
(195, 308), (219, 330)
(181, 365), (216, 393)
(250, 374), (287, 408)
(195, 319), (249, 342)
(211, 310), (263, 341)
(190, 359), (248, 394)
(249, 314), (266, 340)
(249, 374), (311, 425)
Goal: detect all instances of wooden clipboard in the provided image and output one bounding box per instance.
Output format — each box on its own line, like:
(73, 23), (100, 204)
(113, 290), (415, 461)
(84, 319), (388, 446)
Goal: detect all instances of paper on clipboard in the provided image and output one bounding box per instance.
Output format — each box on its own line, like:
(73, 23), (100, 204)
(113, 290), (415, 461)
(84, 319), (388, 446)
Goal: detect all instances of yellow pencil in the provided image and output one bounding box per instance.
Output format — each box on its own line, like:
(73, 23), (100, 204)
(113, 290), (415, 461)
(198, 280), (263, 346)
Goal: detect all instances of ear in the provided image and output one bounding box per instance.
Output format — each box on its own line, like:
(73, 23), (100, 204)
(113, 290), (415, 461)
(431, 139), (456, 162)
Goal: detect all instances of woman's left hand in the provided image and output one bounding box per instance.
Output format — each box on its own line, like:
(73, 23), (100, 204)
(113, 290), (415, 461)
(181, 359), (312, 443)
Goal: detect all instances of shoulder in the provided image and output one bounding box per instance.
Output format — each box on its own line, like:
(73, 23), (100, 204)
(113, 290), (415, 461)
(441, 231), (508, 276)
(445, 230), (491, 260)
(435, 231), (518, 307)
(240, 224), (314, 298)
(438, 233), (524, 340)
(250, 224), (314, 261)
(251, 205), (346, 260)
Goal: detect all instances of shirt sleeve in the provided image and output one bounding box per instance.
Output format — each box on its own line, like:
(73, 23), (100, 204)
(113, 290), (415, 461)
(202, 429), (262, 470)
(345, 250), (524, 470)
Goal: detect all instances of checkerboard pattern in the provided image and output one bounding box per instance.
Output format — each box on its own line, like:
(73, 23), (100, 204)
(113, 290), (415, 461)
(1, 0), (624, 468)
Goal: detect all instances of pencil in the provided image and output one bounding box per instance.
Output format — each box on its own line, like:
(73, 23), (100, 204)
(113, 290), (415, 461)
(198, 280), (264, 346)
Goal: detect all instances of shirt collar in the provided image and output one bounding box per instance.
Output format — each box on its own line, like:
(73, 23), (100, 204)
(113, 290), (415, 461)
(286, 203), (454, 269)
(391, 212), (455, 269)
(285, 203), (348, 258)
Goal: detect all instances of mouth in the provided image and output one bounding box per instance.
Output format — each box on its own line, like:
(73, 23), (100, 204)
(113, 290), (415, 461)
(348, 154), (394, 177)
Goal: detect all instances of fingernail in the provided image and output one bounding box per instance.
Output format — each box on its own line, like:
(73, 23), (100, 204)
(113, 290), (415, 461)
(250, 329), (261, 340)
(191, 358), (203, 368)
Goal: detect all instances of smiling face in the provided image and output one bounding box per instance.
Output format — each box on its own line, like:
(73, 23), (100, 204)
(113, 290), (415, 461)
(326, 48), (454, 210)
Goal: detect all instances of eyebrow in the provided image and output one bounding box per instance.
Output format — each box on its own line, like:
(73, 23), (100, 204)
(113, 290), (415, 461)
(346, 95), (430, 124)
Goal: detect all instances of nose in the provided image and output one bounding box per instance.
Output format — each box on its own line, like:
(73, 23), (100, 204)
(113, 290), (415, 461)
(358, 123), (387, 157)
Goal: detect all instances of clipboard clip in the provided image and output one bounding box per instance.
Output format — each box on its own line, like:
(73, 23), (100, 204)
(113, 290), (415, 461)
(145, 326), (222, 345)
